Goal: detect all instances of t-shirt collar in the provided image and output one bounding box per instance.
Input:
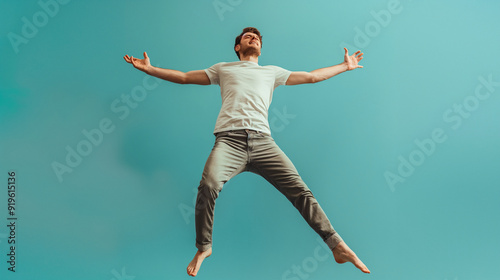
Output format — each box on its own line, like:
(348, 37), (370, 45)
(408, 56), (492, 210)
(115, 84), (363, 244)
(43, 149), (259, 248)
(240, 60), (259, 65)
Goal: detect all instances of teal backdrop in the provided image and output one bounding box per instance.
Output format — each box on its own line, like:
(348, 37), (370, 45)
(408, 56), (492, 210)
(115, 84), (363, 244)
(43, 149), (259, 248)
(1, 0), (499, 279)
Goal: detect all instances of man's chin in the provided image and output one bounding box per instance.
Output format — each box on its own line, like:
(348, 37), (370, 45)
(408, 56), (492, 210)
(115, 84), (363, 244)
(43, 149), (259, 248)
(242, 48), (260, 57)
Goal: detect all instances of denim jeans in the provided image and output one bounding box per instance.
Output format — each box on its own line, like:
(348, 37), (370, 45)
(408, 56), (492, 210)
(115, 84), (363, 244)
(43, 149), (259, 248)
(195, 129), (343, 252)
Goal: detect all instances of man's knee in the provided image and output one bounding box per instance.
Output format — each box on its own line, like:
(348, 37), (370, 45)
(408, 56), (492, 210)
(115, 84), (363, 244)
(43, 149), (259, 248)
(289, 183), (316, 206)
(296, 187), (314, 199)
(198, 175), (223, 193)
(195, 177), (223, 209)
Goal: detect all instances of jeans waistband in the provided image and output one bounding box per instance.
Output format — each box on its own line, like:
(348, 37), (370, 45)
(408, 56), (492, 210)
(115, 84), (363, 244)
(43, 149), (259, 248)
(215, 129), (268, 136)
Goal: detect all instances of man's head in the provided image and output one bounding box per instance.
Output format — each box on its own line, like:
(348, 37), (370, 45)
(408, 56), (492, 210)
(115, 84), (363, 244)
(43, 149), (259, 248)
(234, 27), (262, 60)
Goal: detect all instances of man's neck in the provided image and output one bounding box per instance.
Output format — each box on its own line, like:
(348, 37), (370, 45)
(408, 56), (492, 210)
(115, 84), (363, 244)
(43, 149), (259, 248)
(239, 55), (259, 64)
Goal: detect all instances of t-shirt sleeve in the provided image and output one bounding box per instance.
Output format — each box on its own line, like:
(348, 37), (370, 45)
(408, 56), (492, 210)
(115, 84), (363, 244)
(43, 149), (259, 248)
(272, 66), (292, 88)
(204, 62), (223, 85)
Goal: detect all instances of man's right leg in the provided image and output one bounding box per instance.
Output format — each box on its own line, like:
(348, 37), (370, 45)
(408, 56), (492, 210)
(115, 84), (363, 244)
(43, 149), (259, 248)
(195, 132), (249, 251)
(187, 132), (248, 276)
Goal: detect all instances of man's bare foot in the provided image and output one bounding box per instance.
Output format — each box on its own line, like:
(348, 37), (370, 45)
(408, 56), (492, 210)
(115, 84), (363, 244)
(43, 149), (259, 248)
(332, 241), (370, 273)
(187, 248), (212, 277)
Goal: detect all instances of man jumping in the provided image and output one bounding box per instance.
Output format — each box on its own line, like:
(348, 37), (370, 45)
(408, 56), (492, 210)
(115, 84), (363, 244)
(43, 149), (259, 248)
(124, 27), (369, 277)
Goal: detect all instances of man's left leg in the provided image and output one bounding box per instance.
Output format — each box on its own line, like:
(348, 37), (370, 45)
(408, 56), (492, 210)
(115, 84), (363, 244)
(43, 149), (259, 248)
(246, 131), (370, 273)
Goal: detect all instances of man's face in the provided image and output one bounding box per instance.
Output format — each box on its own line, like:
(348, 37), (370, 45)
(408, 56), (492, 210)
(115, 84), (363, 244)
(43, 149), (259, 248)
(236, 32), (261, 57)
(242, 32), (261, 49)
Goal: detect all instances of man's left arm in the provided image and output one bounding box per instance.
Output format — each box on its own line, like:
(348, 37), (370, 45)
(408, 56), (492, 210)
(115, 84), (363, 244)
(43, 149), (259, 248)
(285, 48), (364, 86)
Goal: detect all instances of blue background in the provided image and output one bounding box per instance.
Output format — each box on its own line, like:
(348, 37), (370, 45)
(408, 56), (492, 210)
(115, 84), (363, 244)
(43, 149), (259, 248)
(1, 0), (499, 279)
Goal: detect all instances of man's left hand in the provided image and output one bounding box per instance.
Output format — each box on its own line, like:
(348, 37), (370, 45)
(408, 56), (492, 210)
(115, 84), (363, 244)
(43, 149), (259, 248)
(344, 48), (364, 70)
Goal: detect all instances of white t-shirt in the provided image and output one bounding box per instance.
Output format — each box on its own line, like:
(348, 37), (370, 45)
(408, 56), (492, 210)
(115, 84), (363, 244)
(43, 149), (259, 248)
(204, 61), (291, 135)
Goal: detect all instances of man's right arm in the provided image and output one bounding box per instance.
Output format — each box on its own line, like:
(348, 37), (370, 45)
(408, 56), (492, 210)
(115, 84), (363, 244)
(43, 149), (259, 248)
(124, 52), (211, 85)
(144, 66), (210, 85)
(146, 67), (211, 85)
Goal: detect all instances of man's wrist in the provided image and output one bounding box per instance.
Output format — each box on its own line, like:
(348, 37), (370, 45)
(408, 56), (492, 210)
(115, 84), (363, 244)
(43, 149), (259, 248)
(145, 65), (154, 75)
(341, 61), (350, 71)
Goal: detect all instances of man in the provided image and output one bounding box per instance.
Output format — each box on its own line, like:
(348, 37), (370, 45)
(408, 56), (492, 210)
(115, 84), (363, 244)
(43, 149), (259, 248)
(124, 27), (369, 277)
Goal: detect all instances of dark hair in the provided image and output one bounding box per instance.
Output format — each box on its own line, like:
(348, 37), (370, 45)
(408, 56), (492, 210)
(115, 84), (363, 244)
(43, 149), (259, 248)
(234, 27), (263, 60)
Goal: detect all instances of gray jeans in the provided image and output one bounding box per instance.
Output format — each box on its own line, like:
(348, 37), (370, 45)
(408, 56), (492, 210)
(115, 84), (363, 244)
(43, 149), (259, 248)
(195, 129), (343, 252)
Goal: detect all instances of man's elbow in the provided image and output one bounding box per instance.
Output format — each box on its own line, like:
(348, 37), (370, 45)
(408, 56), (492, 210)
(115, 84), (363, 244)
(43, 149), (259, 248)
(178, 73), (188, 84)
(310, 74), (323, 84)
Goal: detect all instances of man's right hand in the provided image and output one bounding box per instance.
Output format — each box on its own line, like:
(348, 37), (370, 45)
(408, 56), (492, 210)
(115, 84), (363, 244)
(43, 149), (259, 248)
(124, 52), (151, 73)
(123, 52), (210, 85)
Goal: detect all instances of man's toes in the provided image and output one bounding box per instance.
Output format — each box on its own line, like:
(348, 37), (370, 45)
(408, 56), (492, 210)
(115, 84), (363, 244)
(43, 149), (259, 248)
(360, 266), (371, 274)
(353, 260), (370, 273)
(187, 263), (197, 276)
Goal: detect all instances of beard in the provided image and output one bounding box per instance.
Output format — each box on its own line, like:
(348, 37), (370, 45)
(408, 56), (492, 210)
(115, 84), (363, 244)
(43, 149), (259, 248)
(240, 45), (260, 57)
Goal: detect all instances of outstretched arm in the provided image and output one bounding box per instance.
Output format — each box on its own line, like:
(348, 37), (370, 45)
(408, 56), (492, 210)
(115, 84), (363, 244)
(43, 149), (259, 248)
(285, 48), (364, 85)
(123, 52), (210, 85)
